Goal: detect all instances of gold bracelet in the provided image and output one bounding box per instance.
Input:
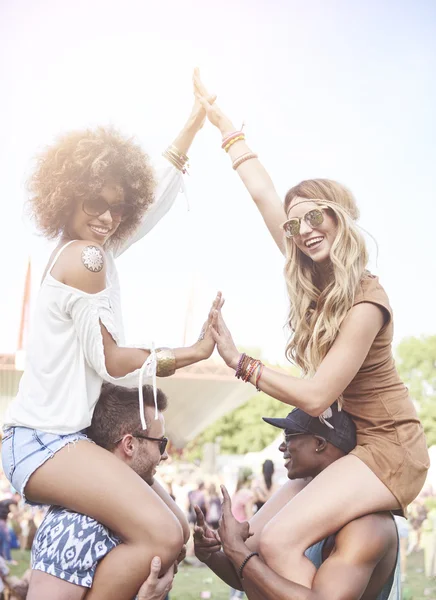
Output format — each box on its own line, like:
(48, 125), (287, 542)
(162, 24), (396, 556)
(155, 347), (176, 377)
(232, 152), (258, 170)
(163, 148), (186, 165)
(162, 150), (180, 169)
(166, 148), (188, 166)
(163, 151), (187, 173)
(162, 146), (189, 173)
(169, 145), (189, 162)
(224, 135), (245, 152)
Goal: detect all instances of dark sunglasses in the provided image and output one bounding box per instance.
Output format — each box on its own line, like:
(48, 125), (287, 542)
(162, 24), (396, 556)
(82, 196), (134, 223)
(281, 207), (326, 238)
(114, 434), (169, 455)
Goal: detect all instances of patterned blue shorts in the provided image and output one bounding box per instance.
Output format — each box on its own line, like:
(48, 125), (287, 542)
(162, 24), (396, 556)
(32, 505), (120, 588)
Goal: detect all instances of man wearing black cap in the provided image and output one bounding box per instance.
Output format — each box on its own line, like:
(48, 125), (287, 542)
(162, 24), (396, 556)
(194, 404), (401, 600)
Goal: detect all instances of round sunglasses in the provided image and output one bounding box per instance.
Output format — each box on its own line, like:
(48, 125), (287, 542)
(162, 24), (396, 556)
(82, 196), (134, 223)
(281, 207), (325, 238)
(114, 434), (169, 455)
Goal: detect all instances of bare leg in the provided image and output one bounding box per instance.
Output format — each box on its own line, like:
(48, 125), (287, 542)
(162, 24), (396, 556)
(246, 478), (310, 552)
(27, 571), (86, 600)
(241, 479), (310, 600)
(25, 441), (183, 600)
(260, 455), (400, 587)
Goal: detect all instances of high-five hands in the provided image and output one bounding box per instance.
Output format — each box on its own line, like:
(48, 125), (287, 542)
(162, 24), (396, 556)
(195, 292), (225, 360)
(210, 308), (240, 369)
(193, 68), (230, 131)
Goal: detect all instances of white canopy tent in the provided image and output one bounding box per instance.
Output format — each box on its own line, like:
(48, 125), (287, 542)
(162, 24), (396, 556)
(0, 355), (258, 449)
(154, 359), (257, 448)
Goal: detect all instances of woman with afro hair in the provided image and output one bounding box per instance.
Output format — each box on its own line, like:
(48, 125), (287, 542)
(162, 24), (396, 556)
(2, 86), (222, 599)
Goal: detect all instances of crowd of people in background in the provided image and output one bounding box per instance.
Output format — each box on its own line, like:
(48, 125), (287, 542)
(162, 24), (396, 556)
(181, 460), (281, 535)
(1, 443), (436, 599)
(0, 471), (44, 597)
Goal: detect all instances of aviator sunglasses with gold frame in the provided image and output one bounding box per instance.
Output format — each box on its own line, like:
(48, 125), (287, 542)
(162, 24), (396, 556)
(282, 206), (328, 238)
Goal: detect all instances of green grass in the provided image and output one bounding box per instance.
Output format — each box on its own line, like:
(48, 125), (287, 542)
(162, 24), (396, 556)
(8, 550), (30, 578)
(402, 550), (436, 600)
(8, 548), (436, 599)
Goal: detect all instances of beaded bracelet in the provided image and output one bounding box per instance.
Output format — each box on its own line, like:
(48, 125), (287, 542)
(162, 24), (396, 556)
(236, 353), (253, 380)
(243, 359), (261, 383)
(232, 152), (258, 170)
(235, 353), (264, 389)
(254, 362), (264, 391)
(235, 353), (247, 378)
(238, 551), (259, 579)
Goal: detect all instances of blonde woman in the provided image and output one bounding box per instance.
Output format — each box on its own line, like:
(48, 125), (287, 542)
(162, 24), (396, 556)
(194, 71), (429, 592)
(1, 87), (222, 600)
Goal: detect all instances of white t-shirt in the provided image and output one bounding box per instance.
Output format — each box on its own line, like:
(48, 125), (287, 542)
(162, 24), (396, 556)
(4, 165), (183, 434)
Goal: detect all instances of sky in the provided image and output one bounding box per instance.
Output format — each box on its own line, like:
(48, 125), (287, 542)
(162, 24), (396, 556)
(0, 0), (435, 363)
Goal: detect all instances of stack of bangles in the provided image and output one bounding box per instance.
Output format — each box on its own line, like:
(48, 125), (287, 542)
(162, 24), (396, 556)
(235, 353), (264, 391)
(162, 145), (189, 174)
(155, 347), (176, 377)
(221, 130), (258, 171)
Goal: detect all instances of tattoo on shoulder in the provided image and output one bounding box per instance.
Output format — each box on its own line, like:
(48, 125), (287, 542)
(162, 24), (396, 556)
(81, 246), (104, 273)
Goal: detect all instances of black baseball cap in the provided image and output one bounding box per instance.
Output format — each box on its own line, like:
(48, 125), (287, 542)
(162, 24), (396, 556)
(262, 403), (356, 454)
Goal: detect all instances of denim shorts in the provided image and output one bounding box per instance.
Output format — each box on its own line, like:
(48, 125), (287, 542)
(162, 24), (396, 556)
(1, 426), (91, 505)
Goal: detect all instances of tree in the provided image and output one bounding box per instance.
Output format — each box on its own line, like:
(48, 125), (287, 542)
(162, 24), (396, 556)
(183, 361), (299, 461)
(184, 391), (290, 461)
(396, 335), (436, 446)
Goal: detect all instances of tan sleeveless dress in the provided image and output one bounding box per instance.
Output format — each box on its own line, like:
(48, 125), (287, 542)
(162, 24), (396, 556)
(343, 274), (429, 515)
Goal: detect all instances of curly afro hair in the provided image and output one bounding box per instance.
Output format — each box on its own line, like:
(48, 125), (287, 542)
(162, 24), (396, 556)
(28, 127), (156, 246)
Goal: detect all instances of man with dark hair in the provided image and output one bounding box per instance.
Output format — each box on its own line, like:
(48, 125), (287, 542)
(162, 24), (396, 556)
(29, 384), (188, 600)
(194, 404), (401, 600)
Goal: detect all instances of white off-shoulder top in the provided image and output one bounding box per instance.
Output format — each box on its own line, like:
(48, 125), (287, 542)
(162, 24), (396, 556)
(4, 164), (184, 434)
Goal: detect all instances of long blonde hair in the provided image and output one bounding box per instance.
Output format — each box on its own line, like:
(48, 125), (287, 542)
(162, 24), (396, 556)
(284, 179), (368, 376)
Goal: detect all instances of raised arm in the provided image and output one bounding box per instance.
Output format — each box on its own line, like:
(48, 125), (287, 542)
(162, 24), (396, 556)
(114, 85), (213, 257)
(194, 69), (286, 254)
